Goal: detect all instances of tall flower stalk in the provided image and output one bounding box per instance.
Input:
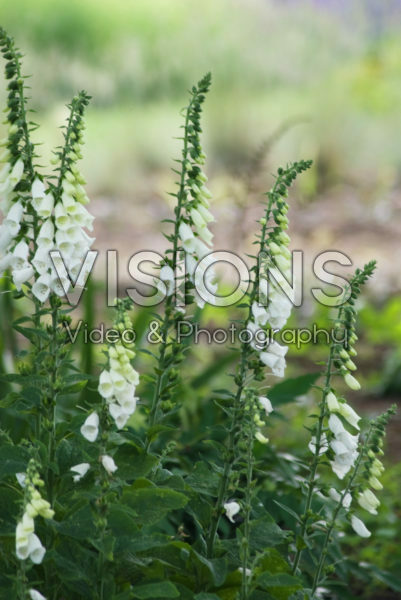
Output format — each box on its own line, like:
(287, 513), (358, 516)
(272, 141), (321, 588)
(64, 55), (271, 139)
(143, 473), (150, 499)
(292, 261), (377, 575)
(146, 73), (213, 449)
(206, 160), (312, 558)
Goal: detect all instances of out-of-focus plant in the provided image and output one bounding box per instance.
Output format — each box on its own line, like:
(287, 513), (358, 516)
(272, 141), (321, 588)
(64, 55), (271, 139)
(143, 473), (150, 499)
(0, 30), (398, 600)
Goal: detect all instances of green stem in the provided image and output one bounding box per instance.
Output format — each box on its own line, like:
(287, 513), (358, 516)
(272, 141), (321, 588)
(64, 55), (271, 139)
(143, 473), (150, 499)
(310, 428), (372, 596)
(292, 345), (335, 574)
(146, 95), (194, 449)
(241, 405), (256, 600)
(206, 180), (284, 558)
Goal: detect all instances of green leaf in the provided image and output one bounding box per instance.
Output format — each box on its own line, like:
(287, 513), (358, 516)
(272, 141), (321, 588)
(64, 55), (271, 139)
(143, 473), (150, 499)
(132, 581), (179, 598)
(256, 573), (302, 600)
(269, 373), (320, 406)
(194, 594), (221, 600)
(248, 516), (287, 550)
(121, 485), (188, 526)
(55, 505), (95, 540)
(0, 445), (29, 480)
(115, 444), (158, 480)
(186, 461), (220, 496)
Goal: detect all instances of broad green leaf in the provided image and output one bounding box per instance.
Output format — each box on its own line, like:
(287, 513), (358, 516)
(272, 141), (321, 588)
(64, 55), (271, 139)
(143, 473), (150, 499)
(122, 485), (188, 526)
(115, 444), (158, 480)
(0, 445), (29, 480)
(132, 581), (179, 598)
(268, 373), (320, 406)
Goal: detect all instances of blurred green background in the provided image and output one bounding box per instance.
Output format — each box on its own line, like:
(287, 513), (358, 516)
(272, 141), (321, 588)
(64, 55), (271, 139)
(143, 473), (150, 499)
(1, 0), (401, 596)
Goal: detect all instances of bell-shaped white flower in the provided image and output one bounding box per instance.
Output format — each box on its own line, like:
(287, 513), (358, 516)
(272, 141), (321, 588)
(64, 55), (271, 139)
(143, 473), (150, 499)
(13, 264), (34, 290)
(55, 203), (72, 231)
(258, 396), (273, 415)
(328, 414), (345, 436)
(358, 489), (380, 515)
(11, 241), (30, 270)
(73, 203), (94, 230)
(21, 513), (34, 536)
(108, 403), (130, 429)
(32, 273), (52, 303)
(33, 193), (54, 219)
(31, 177), (46, 199)
(37, 220), (55, 249)
(328, 488), (352, 509)
(344, 373), (361, 391)
(29, 589), (47, 600)
(27, 533), (46, 564)
(9, 158), (24, 188)
(351, 515), (371, 538)
(16, 472), (26, 488)
(196, 203), (214, 223)
(369, 476), (383, 491)
(98, 370), (114, 399)
(16, 523), (30, 560)
(252, 301), (269, 326)
(326, 391), (340, 412)
(337, 402), (361, 430)
(70, 463), (90, 483)
(224, 500), (240, 523)
(255, 431), (269, 444)
(0, 224), (13, 252)
(101, 454), (118, 475)
(159, 265), (175, 297)
(4, 200), (24, 236)
(80, 412), (99, 442)
(259, 341), (288, 378)
(309, 432), (328, 455)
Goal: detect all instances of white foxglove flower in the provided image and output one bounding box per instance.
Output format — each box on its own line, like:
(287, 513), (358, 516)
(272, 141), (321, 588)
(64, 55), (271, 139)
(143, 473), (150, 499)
(351, 515), (371, 538)
(98, 370), (114, 399)
(15, 523), (29, 560)
(0, 224), (13, 252)
(27, 533), (46, 564)
(259, 341), (288, 378)
(309, 432), (328, 455)
(16, 472), (26, 488)
(32, 273), (52, 303)
(179, 222), (198, 253)
(37, 220), (55, 249)
(11, 241), (30, 270)
(31, 177), (46, 199)
(224, 500), (240, 523)
(108, 403), (130, 429)
(328, 414), (345, 436)
(337, 402), (361, 430)
(196, 203), (214, 223)
(358, 489), (380, 515)
(344, 373), (361, 391)
(70, 463), (90, 483)
(238, 567), (252, 576)
(54, 203), (71, 231)
(21, 513), (34, 535)
(50, 271), (71, 297)
(29, 590), (47, 600)
(13, 264), (34, 290)
(32, 247), (51, 275)
(326, 391), (340, 412)
(110, 369), (127, 392)
(159, 265), (175, 296)
(9, 158), (24, 187)
(252, 301), (269, 326)
(101, 454), (118, 475)
(369, 476), (383, 491)
(255, 431), (269, 444)
(4, 200), (24, 236)
(80, 412), (99, 442)
(328, 488), (352, 509)
(258, 396), (273, 415)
